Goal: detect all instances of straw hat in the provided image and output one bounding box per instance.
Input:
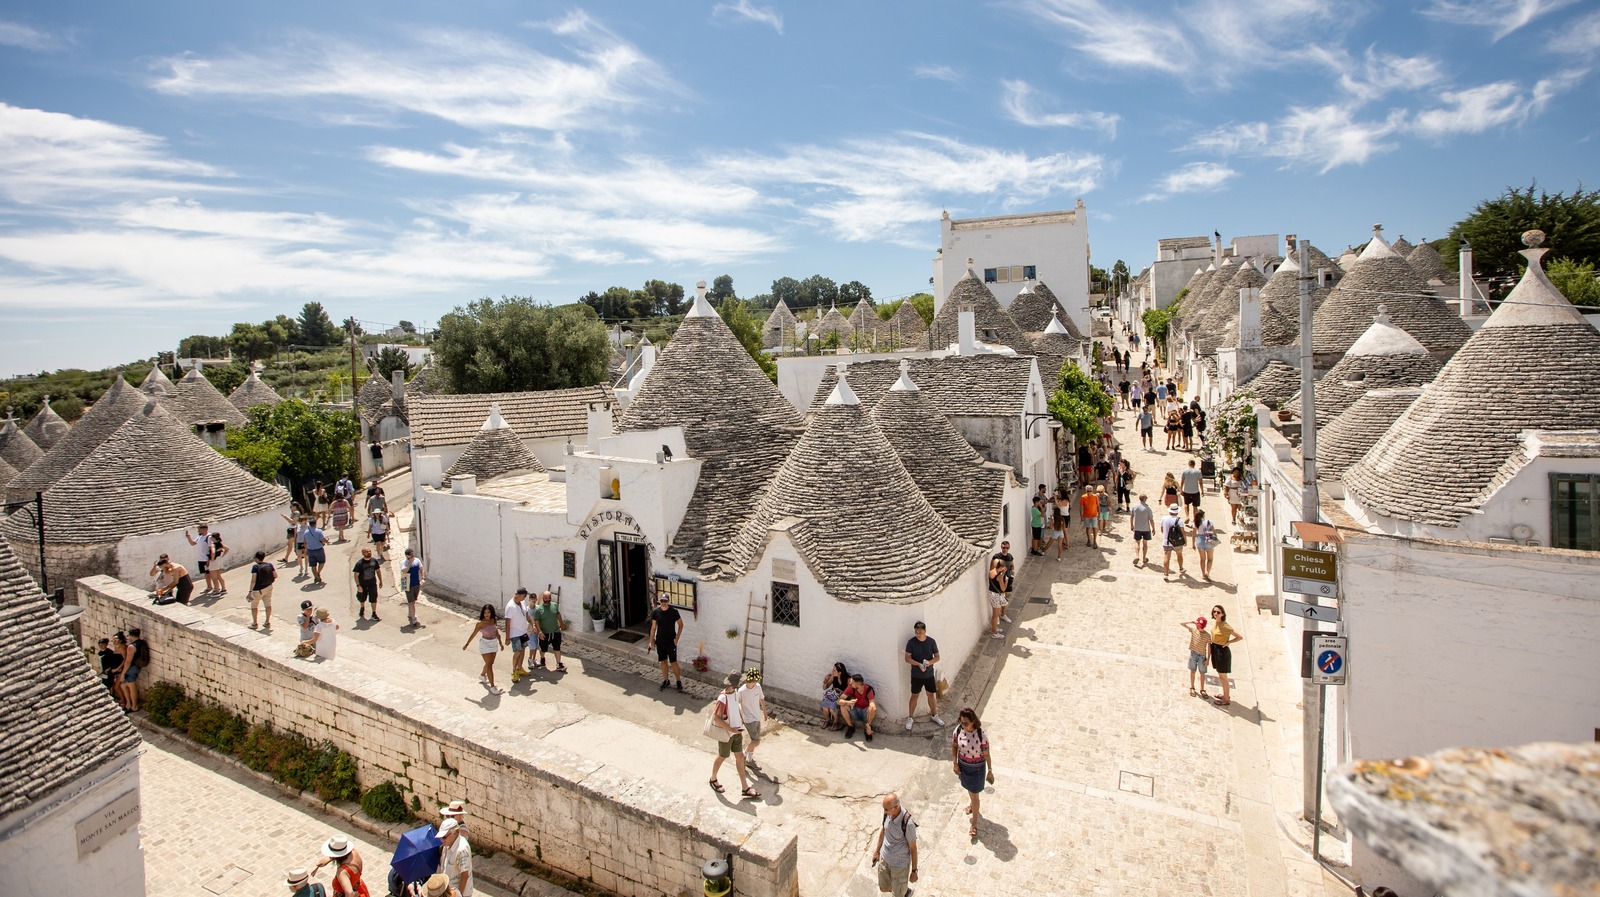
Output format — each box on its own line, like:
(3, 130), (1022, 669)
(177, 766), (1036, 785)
(286, 868), (310, 887)
(320, 836), (353, 858)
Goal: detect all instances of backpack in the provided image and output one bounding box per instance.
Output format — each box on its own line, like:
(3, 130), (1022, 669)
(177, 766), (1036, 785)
(882, 809), (913, 840)
(1164, 519), (1186, 549)
(133, 639), (151, 668)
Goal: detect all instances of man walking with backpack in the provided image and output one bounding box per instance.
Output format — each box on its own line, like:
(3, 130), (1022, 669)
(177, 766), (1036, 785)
(248, 550), (276, 630)
(871, 792), (918, 897)
(1161, 503), (1187, 579)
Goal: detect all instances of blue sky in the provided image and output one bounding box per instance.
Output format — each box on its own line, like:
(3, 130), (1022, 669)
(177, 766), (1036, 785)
(1, 0), (1595, 376)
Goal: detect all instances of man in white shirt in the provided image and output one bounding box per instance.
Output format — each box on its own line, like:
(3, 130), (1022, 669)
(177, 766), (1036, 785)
(438, 818), (473, 896)
(504, 588), (534, 683)
(736, 669), (768, 766)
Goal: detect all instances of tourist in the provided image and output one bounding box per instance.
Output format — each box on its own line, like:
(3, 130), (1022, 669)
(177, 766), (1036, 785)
(1181, 459), (1205, 524)
(839, 673), (878, 741)
(318, 836), (367, 897)
(1155, 379), (1168, 407)
(369, 440), (385, 474)
(1118, 375), (1131, 410)
(1129, 493), (1155, 566)
(1161, 504), (1187, 578)
(1116, 459), (1134, 511)
(708, 672), (757, 798)
(96, 637), (121, 699)
(504, 587), (534, 682)
(1224, 468), (1246, 524)
(1051, 485), (1069, 560)
(905, 622), (943, 728)
(532, 590), (565, 672)
(293, 516), (312, 577)
(1209, 605), (1242, 706)
(1193, 400), (1208, 446)
(871, 793), (918, 897)
(439, 799), (467, 827)
(1161, 472), (1181, 511)
(367, 511), (390, 561)
(820, 662), (849, 730)
(950, 708), (994, 839)
(1130, 379), (1144, 411)
(311, 484), (330, 527)
(986, 557), (1010, 638)
(109, 632), (135, 710)
(248, 550), (276, 630)
(285, 867), (321, 897)
(737, 668), (768, 767)
(363, 480), (380, 520)
(1193, 509), (1219, 582)
(185, 524), (213, 594)
(1028, 496), (1044, 556)
(280, 504), (305, 565)
(463, 604), (504, 694)
(1180, 402), (1197, 452)
(297, 600), (316, 642)
(1182, 616), (1211, 698)
(329, 493), (352, 543)
(1164, 406), (1181, 450)
(420, 874), (457, 897)
(646, 594), (683, 692)
(302, 519), (328, 584)
(301, 608), (339, 660)
(992, 541), (1015, 601)
(402, 549), (425, 627)
(368, 485), (389, 520)
(1096, 484), (1112, 533)
(1075, 443), (1092, 488)
(1079, 485), (1100, 547)
(437, 819), (473, 896)
(1094, 452), (1112, 485)
(335, 472), (355, 504)
(351, 548), (384, 622)
(149, 554), (193, 605)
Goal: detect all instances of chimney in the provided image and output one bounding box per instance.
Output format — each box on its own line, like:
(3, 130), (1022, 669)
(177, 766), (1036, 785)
(1285, 234), (1297, 257)
(958, 309), (976, 355)
(450, 475), (477, 496)
(391, 370), (404, 401)
(1459, 241), (1475, 315)
(586, 401), (614, 448)
(1237, 286), (1262, 349)
(1317, 268), (1330, 288)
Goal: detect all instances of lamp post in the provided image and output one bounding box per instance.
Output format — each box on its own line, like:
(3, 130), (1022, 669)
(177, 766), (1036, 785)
(4, 491), (48, 597)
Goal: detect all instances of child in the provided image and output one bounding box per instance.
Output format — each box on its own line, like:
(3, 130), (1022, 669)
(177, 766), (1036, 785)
(1096, 485), (1112, 533)
(1181, 616), (1211, 698)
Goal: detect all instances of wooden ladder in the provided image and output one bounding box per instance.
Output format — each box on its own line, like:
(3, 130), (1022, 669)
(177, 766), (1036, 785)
(740, 590), (767, 675)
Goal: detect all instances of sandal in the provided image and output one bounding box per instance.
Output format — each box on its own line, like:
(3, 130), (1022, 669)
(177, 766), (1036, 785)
(708, 780), (725, 793)
(1214, 698), (1230, 706)
(1189, 688), (1197, 697)
(741, 787), (760, 799)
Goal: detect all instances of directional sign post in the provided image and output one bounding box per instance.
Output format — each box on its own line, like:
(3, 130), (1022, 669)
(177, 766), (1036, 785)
(1281, 547), (1338, 598)
(1284, 599), (1338, 624)
(1310, 635), (1348, 686)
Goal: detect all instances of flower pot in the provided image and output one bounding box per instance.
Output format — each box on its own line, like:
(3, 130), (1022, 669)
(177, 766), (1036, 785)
(591, 616), (607, 634)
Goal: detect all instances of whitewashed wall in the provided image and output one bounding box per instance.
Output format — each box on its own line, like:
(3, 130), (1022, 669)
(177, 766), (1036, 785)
(115, 505), (289, 588)
(934, 209), (1091, 335)
(0, 753), (144, 896)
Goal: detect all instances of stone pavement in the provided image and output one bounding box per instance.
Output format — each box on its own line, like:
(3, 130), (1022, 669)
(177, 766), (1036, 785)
(174, 398), (1351, 895)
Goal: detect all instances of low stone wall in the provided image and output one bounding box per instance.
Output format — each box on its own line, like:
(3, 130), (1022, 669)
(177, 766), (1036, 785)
(77, 575), (798, 897)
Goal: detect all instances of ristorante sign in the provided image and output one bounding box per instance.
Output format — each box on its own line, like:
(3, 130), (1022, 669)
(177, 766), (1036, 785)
(578, 507), (647, 543)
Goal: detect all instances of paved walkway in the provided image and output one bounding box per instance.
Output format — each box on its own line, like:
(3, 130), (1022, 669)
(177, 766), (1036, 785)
(175, 375), (1349, 895)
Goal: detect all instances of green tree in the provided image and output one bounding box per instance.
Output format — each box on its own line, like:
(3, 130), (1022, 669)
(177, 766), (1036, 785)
(229, 323), (275, 362)
(434, 298), (609, 393)
(907, 292), (935, 324)
(798, 274), (839, 309)
(1048, 363), (1114, 446)
(1547, 258), (1600, 306)
(222, 399), (360, 483)
(770, 276), (801, 309)
(297, 302), (339, 348)
(839, 280), (872, 304)
(202, 362), (249, 395)
(265, 314), (301, 350)
(717, 298), (777, 382)
(397, 320), (417, 334)
(178, 335), (228, 358)
(1447, 182), (1600, 298)
(639, 280), (686, 317)
(1142, 292), (1184, 352)
(369, 347), (416, 382)
(1112, 260), (1129, 282)
(710, 275), (736, 303)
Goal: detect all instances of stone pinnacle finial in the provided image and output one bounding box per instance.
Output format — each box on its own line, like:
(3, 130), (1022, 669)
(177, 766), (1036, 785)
(1522, 229), (1546, 248)
(1374, 305), (1391, 326)
(1372, 224), (1383, 237)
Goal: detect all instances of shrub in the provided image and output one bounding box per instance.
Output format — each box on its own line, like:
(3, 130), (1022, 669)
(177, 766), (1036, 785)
(168, 697), (198, 730)
(145, 682), (186, 727)
(361, 781), (413, 824)
(185, 702), (231, 749)
(314, 744), (361, 802)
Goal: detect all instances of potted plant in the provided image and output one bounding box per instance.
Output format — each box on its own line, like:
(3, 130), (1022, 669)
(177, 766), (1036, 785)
(584, 600), (607, 634)
(726, 626), (740, 639)
(692, 655), (710, 672)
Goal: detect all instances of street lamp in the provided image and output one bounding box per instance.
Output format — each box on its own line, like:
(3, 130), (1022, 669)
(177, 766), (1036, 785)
(4, 490), (50, 599)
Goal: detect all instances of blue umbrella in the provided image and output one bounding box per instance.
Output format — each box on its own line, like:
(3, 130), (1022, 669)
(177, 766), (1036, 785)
(390, 824), (442, 887)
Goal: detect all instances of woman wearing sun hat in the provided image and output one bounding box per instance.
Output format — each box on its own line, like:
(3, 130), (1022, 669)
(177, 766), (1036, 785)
(316, 835), (368, 897)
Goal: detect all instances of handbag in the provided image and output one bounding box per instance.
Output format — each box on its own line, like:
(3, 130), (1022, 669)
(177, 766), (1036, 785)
(932, 666), (950, 697)
(702, 697), (733, 743)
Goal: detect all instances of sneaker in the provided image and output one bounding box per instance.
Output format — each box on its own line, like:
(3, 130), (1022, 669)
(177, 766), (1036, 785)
(511, 669), (524, 683)
(865, 731), (874, 742)
(488, 686), (502, 694)
(931, 715), (944, 726)
(479, 674), (488, 684)
(370, 614), (379, 622)
(248, 623), (258, 630)
(1001, 614), (1012, 623)
(675, 681), (683, 692)
(991, 632), (1004, 639)
(905, 719), (914, 731)
(660, 679), (669, 691)
(844, 726), (856, 739)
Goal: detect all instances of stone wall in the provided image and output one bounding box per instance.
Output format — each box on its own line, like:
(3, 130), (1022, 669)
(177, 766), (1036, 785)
(76, 575), (798, 897)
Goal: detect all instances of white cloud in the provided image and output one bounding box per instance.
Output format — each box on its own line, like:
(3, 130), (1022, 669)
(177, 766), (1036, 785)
(1001, 80), (1119, 137)
(1412, 81), (1531, 136)
(1549, 9), (1600, 56)
(1010, 0), (1194, 75)
(0, 103), (230, 204)
(1306, 47), (1446, 102)
(149, 27), (672, 132)
(1187, 104), (1404, 172)
(1420, 0), (1576, 41)
(711, 0), (784, 34)
(1137, 162), (1237, 202)
(0, 19), (61, 50)
(912, 64), (961, 82)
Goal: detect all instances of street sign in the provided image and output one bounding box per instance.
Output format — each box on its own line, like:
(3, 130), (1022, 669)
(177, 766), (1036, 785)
(1284, 599), (1338, 623)
(1281, 546), (1337, 582)
(1283, 576), (1339, 598)
(1311, 635), (1348, 685)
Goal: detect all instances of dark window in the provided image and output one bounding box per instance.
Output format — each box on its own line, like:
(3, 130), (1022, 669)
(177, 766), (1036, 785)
(1551, 473), (1600, 550)
(653, 575), (698, 612)
(771, 582), (799, 627)
(1023, 265), (1037, 280)
(983, 268), (998, 283)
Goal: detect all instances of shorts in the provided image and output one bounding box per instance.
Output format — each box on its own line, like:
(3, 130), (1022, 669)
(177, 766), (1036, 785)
(539, 632), (562, 653)
(196, 560), (210, 574)
(1209, 643), (1233, 675)
(1187, 650), (1209, 673)
(1141, 427), (1153, 438)
(1098, 510), (1110, 527)
(296, 542), (306, 552)
(357, 581), (377, 602)
(509, 634), (530, 651)
(307, 548), (326, 566)
(1082, 516), (1098, 531)
(717, 732), (745, 758)
(1133, 530), (1152, 541)
(123, 664), (142, 683)
(1030, 525), (1042, 539)
(655, 642), (678, 663)
(848, 705), (870, 724)
(877, 862), (911, 897)
(286, 527), (296, 539)
(744, 720), (762, 745)
(406, 586), (420, 602)
(1183, 492), (1201, 507)
(248, 586), (273, 606)
(987, 590), (1008, 608)
(910, 676), (936, 694)
(371, 532), (387, 544)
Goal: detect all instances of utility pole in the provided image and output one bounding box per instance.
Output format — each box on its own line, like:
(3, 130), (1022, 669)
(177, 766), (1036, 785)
(347, 317), (359, 405)
(1296, 238), (1326, 827)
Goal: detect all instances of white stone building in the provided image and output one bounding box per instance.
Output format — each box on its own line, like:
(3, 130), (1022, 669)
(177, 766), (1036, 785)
(932, 203), (1091, 336)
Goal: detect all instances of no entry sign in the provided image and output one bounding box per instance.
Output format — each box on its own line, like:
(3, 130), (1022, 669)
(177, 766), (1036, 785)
(1310, 635), (1348, 686)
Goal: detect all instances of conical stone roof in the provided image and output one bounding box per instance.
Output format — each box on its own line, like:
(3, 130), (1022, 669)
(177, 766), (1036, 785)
(1238, 360), (1301, 408)
(22, 399), (70, 451)
(618, 300), (802, 575)
(870, 366), (1007, 548)
(885, 299), (928, 347)
(1030, 281), (1084, 340)
(6, 376), (147, 501)
(1291, 308), (1440, 420)
(1313, 232), (1470, 360)
(1343, 234), (1600, 526)
(1030, 314), (1083, 385)
(1259, 245), (1338, 338)
(1006, 283), (1061, 333)
(1181, 256), (1238, 336)
(405, 361), (443, 408)
(847, 298), (882, 339)
(0, 455), (16, 490)
(358, 375), (396, 427)
(0, 418), (43, 471)
(726, 376), (981, 603)
(1388, 235), (1414, 255)
(1195, 265), (1268, 355)
(926, 269), (1030, 353)
(1337, 247), (1359, 271)
(1318, 388), (1423, 481)
(762, 300), (798, 349)
(0, 533), (141, 817)
(140, 365), (175, 396)
(1407, 241), (1451, 284)
(1, 400), (290, 545)
(443, 405), (545, 483)
(229, 369), (284, 413)
(171, 367), (248, 428)
(810, 306), (852, 344)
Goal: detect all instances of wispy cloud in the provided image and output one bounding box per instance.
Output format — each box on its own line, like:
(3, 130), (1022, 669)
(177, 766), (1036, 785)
(1550, 9), (1600, 56)
(912, 64), (961, 82)
(1001, 80), (1119, 137)
(711, 0), (784, 34)
(0, 19), (62, 51)
(1010, 0), (1193, 75)
(149, 27), (672, 132)
(0, 103), (230, 204)
(1420, 0), (1577, 41)
(1306, 47), (1446, 102)
(1137, 161), (1237, 202)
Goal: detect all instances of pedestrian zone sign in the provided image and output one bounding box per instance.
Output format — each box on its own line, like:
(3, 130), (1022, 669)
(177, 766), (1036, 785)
(1311, 635), (1348, 686)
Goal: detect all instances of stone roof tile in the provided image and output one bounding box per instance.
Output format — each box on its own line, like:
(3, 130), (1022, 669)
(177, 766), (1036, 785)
(228, 369), (285, 413)
(1238, 360), (1301, 408)
(443, 406), (546, 483)
(926, 270), (1031, 353)
(0, 419), (43, 471)
(1195, 265), (1267, 355)
(0, 534), (140, 816)
(22, 400), (70, 452)
(170, 367), (249, 429)
(0, 455), (15, 490)
(1318, 388), (1423, 481)
(1406, 240), (1451, 283)
(6, 376), (146, 501)
(1289, 309), (1440, 419)
(1031, 282), (1085, 341)
(761, 300), (798, 348)
(809, 355), (1037, 418)
(1313, 231), (1470, 359)
(410, 386), (614, 448)
(1006, 283), (1061, 333)
(885, 298), (929, 348)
